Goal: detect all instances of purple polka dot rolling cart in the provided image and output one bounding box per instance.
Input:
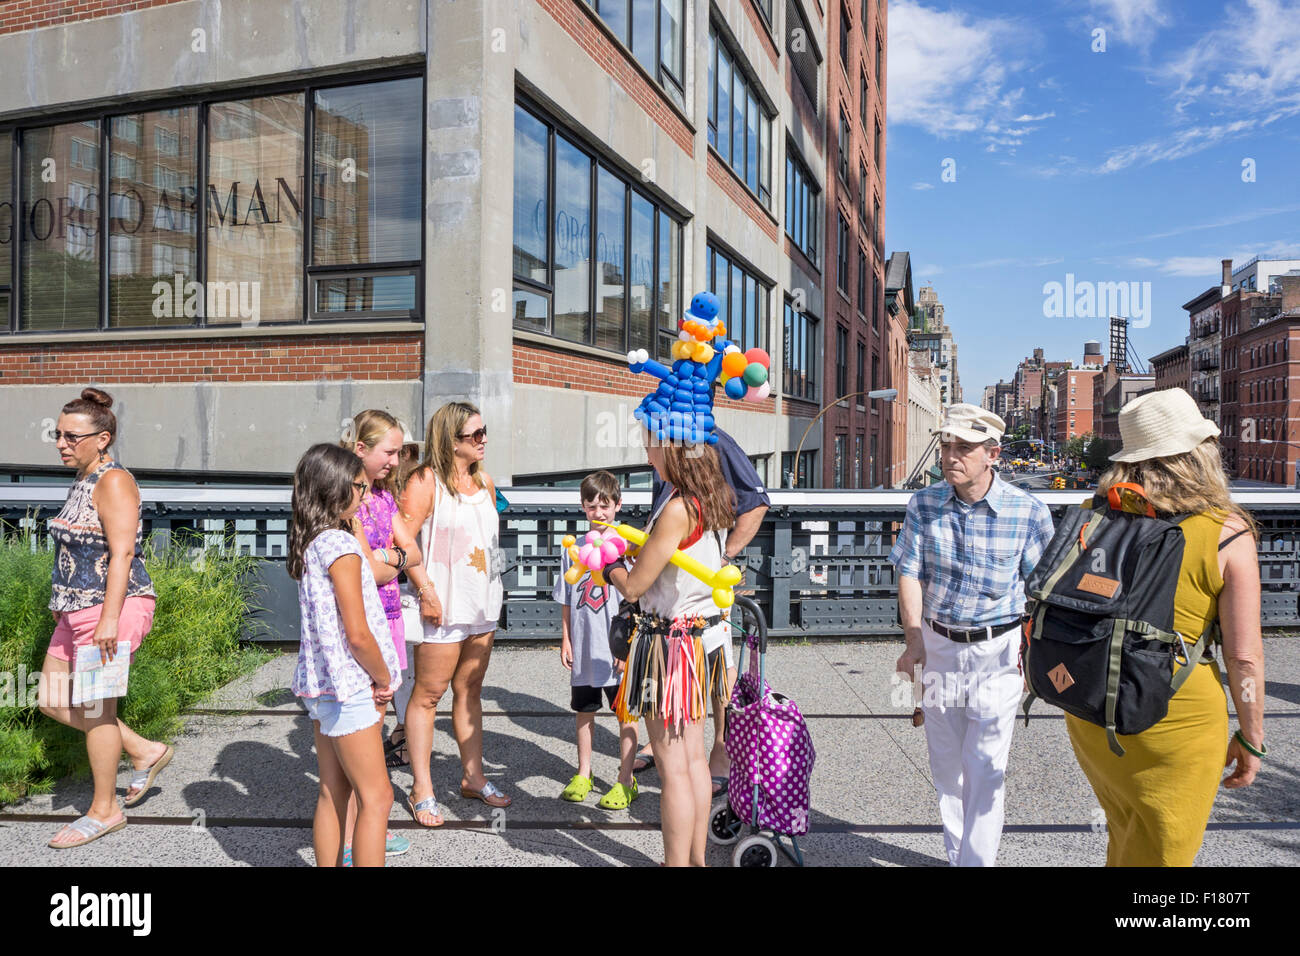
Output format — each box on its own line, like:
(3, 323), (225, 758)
(709, 596), (815, 867)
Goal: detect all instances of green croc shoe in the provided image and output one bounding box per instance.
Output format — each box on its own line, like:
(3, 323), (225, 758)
(597, 777), (639, 810)
(560, 774), (594, 802)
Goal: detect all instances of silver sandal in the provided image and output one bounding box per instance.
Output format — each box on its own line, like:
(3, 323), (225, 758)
(124, 744), (174, 807)
(407, 792), (445, 828)
(48, 812), (127, 849)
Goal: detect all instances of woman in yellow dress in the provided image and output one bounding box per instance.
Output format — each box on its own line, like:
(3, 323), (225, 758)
(1066, 388), (1266, 866)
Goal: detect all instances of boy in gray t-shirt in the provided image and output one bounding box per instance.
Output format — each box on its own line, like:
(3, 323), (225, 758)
(553, 471), (639, 810)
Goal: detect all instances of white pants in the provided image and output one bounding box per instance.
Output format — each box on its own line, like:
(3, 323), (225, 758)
(919, 620), (1023, 867)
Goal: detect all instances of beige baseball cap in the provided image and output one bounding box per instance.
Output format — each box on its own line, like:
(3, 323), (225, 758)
(933, 403), (1006, 444)
(1110, 388), (1219, 462)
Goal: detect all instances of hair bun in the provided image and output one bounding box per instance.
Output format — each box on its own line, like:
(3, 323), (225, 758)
(80, 387), (113, 408)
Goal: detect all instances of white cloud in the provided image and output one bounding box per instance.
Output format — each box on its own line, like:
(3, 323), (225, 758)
(1014, 111), (1056, 122)
(887, 1), (1047, 152)
(1104, 241), (1300, 278)
(911, 182), (935, 190)
(1094, 119), (1256, 173)
(1086, 0), (1171, 49)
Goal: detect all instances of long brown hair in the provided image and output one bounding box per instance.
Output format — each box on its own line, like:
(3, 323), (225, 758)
(418, 401), (486, 499)
(658, 443), (736, 533)
(342, 408), (402, 497)
(287, 444), (363, 581)
(1097, 438), (1257, 540)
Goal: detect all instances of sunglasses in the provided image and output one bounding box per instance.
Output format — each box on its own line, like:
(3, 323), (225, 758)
(351, 481), (368, 495)
(457, 427), (488, 444)
(53, 430), (106, 446)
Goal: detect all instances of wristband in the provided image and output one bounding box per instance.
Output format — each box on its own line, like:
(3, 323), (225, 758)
(392, 546), (407, 570)
(375, 547), (387, 565)
(1233, 729), (1267, 759)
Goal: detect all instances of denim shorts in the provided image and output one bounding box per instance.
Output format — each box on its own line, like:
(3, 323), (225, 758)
(302, 691), (382, 737)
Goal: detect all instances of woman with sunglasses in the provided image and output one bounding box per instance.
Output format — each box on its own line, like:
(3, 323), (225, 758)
(398, 403), (509, 826)
(39, 388), (172, 849)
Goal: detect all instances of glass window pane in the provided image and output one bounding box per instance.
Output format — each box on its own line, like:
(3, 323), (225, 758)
(661, 0), (684, 78)
(732, 68), (745, 173)
(746, 91), (759, 191)
(108, 108), (199, 328)
(512, 106), (548, 282)
(0, 130), (11, 293)
(315, 273), (415, 314)
(599, 0), (629, 46)
(20, 122), (101, 331)
(717, 50), (732, 164)
(657, 210), (678, 359)
(312, 78), (421, 266)
(207, 94), (304, 325)
(512, 287), (547, 332)
(634, 0), (657, 75)
(594, 166), (625, 352)
(707, 30), (717, 137)
(745, 274), (757, 353)
(712, 250), (728, 321)
(760, 114), (771, 196)
(629, 191), (654, 353)
(553, 136), (591, 343)
(731, 262), (743, 349)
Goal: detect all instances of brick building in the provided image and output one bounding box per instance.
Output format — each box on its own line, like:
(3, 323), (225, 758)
(0, 0), (876, 490)
(1149, 342), (1190, 394)
(821, 0), (895, 488)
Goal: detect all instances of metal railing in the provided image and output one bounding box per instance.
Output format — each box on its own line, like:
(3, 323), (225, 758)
(5, 485), (1300, 640)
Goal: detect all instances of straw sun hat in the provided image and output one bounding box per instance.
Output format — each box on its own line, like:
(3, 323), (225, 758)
(1109, 387), (1220, 463)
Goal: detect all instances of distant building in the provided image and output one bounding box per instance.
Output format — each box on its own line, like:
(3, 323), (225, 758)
(1229, 257), (1300, 296)
(1150, 342), (1191, 394)
(909, 282), (961, 404)
(906, 350), (942, 486)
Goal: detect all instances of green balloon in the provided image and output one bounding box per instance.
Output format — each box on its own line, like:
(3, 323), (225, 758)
(742, 363), (768, 386)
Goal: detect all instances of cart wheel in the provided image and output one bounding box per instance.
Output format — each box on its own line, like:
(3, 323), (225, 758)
(732, 834), (778, 868)
(708, 799), (742, 846)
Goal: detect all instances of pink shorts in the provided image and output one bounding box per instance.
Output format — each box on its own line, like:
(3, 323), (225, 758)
(48, 596), (156, 662)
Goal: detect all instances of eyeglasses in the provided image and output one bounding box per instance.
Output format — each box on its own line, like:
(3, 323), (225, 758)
(53, 430), (106, 446)
(352, 481), (368, 495)
(457, 427), (488, 444)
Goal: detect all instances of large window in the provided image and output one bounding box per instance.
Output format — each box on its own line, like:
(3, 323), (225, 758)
(787, 0), (821, 111)
(583, 0), (686, 108)
(856, 247), (867, 314)
(513, 101), (682, 358)
(783, 296), (817, 401)
(837, 109), (850, 183)
(836, 212), (849, 293)
(856, 338), (865, 398)
(835, 324), (848, 398)
(785, 143), (819, 266)
(707, 242), (769, 354)
(833, 434), (846, 488)
(782, 449), (816, 488)
(708, 25), (773, 205)
(854, 434), (863, 487)
(1, 72), (423, 334)
(0, 132), (10, 319)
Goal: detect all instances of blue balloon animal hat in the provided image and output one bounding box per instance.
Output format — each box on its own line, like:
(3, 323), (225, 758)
(626, 291), (772, 445)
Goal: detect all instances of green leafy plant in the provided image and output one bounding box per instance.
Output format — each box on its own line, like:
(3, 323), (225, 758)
(0, 533), (269, 805)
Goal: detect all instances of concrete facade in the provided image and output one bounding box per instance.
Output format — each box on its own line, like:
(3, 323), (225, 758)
(0, 0), (855, 485)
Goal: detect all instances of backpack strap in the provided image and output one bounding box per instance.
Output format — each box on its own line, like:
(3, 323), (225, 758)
(1033, 509), (1105, 600)
(1104, 618), (1128, 756)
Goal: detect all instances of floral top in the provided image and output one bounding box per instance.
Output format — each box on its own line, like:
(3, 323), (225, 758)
(48, 460), (155, 612)
(357, 488), (402, 621)
(293, 529), (402, 702)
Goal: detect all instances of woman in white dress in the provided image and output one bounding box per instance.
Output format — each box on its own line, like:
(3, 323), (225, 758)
(398, 403), (508, 826)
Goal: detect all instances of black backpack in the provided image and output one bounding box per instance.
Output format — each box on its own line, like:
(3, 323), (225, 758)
(1020, 483), (1219, 756)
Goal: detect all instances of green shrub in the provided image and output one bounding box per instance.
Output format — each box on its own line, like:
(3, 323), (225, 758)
(0, 535), (270, 805)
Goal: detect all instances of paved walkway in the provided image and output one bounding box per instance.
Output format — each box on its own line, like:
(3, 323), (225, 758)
(2, 638), (1297, 866)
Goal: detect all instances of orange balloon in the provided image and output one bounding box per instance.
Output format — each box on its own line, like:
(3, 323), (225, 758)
(722, 352), (747, 377)
(714, 323), (726, 338)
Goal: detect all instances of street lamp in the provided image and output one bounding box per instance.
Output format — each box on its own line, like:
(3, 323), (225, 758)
(789, 388), (899, 487)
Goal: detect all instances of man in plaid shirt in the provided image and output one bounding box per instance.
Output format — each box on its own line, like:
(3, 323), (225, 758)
(889, 404), (1054, 866)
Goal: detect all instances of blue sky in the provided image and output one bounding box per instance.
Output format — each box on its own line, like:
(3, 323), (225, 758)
(885, 0), (1300, 401)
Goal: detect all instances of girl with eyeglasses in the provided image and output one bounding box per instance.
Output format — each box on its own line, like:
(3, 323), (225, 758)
(398, 402), (509, 826)
(288, 443), (403, 866)
(40, 388), (171, 850)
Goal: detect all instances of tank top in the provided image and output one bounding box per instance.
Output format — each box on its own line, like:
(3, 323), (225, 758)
(639, 493), (729, 653)
(48, 460), (156, 613)
(1170, 511), (1229, 661)
(419, 476), (503, 625)
(357, 487), (402, 621)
